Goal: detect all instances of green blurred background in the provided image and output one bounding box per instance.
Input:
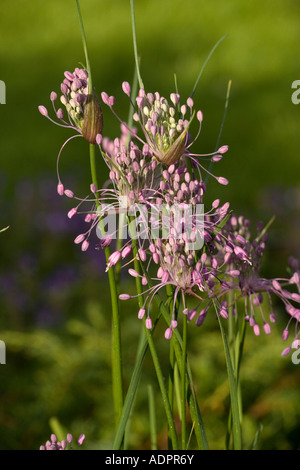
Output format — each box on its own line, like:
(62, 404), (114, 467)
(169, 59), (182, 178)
(0, 0), (300, 450)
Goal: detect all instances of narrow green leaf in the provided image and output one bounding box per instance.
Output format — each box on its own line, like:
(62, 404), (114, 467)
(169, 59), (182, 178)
(49, 416), (66, 443)
(148, 384), (158, 450)
(190, 34), (228, 99)
(216, 304), (242, 450)
(113, 330), (148, 450)
(248, 423), (263, 450)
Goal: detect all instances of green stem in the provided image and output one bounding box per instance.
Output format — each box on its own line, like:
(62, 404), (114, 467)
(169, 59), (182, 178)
(143, 318), (178, 450)
(181, 312), (187, 449)
(75, 0), (92, 87)
(130, 224), (178, 450)
(75, 0), (124, 429)
(138, 261), (209, 449)
(130, 0), (144, 90)
(89, 144), (124, 429)
(215, 302), (242, 450)
(148, 384), (158, 450)
(190, 34), (227, 99)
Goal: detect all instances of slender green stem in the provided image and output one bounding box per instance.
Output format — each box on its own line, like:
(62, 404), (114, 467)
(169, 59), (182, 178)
(148, 384), (158, 450)
(130, 0), (144, 90)
(205, 79), (232, 184)
(190, 34), (227, 99)
(215, 302), (242, 450)
(89, 144), (124, 429)
(130, 223), (178, 450)
(76, 0), (124, 429)
(75, 0), (92, 87)
(165, 284), (176, 449)
(181, 312), (188, 449)
(143, 317), (178, 450)
(138, 261), (209, 449)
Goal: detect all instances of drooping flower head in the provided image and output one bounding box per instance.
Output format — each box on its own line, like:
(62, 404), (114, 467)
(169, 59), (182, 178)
(38, 67), (103, 197)
(39, 67), (103, 143)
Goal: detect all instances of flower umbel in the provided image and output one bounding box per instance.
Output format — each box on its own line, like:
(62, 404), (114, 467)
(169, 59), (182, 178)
(39, 433), (85, 450)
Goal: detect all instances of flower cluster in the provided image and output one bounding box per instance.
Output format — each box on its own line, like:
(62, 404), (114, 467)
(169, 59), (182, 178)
(39, 433), (85, 450)
(39, 72), (300, 356)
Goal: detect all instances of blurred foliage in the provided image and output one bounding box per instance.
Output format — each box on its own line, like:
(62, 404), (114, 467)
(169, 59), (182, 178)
(0, 0), (300, 450)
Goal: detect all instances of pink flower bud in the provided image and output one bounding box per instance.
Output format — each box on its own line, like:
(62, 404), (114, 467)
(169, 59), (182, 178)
(269, 312), (277, 323)
(77, 434), (85, 446)
(145, 317), (152, 329)
(128, 268), (139, 278)
(122, 246), (131, 258)
(253, 324), (260, 336)
(272, 280), (281, 291)
(68, 208), (77, 219)
(90, 183), (97, 193)
(211, 154), (222, 162)
(108, 95), (115, 106)
(64, 189), (74, 198)
(283, 329), (289, 341)
(57, 183), (64, 196)
(186, 97), (194, 108)
(38, 105), (48, 116)
(217, 176), (229, 185)
(170, 93), (180, 106)
(187, 309), (197, 321)
(64, 71), (74, 81)
(290, 272), (300, 284)
(218, 145), (229, 154)
(50, 91), (57, 101)
(138, 248), (146, 262)
(136, 96), (144, 108)
(119, 294), (131, 300)
(101, 91), (110, 105)
(152, 253), (160, 264)
(122, 81), (131, 95)
(81, 240), (89, 251)
(164, 328), (173, 340)
(56, 108), (63, 119)
(263, 322), (271, 335)
(108, 251), (121, 266)
(281, 346), (291, 357)
(138, 308), (145, 319)
(74, 234), (85, 244)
